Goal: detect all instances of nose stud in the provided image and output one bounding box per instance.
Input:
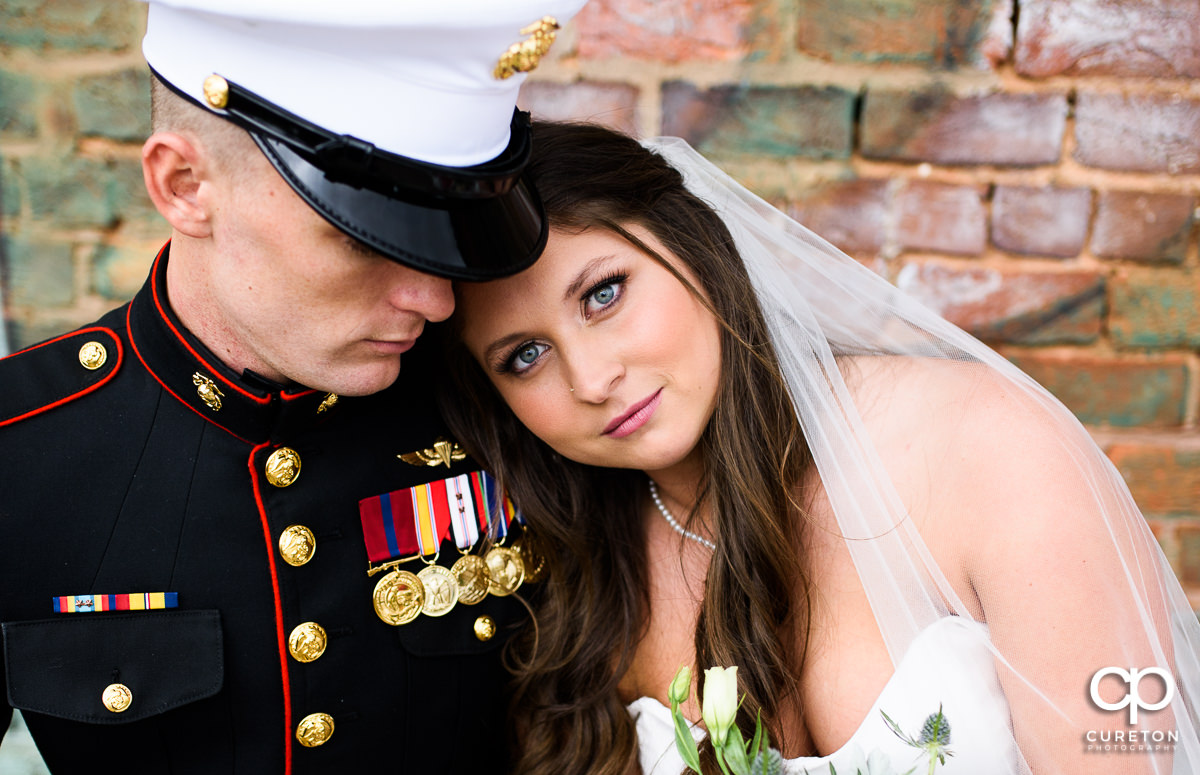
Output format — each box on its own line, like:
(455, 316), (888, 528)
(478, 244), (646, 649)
(569, 387), (575, 393)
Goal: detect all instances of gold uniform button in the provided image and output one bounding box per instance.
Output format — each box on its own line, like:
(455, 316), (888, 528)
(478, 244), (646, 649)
(78, 341), (107, 370)
(265, 447), (301, 487)
(102, 683), (132, 713)
(296, 712), (335, 748)
(473, 615), (496, 642)
(288, 621), (328, 663)
(202, 74), (229, 108)
(279, 525), (316, 567)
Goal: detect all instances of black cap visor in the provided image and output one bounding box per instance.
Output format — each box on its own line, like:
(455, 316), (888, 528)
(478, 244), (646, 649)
(156, 68), (548, 281)
(255, 134), (547, 281)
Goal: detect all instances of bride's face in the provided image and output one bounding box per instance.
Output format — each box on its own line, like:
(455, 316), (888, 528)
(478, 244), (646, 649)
(456, 225), (722, 475)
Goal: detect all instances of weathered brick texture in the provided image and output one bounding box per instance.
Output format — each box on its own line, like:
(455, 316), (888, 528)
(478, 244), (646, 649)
(1007, 353), (1190, 428)
(520, 81), (640, 136)
(896, 263), (1104, 345)
(1109, 268), (1200, 350)
(1075, 93), (1200, 174)
(861, 88), (1068, 166)
(795, 0), (1012, 69)
(1091, 191), (1196, 264)
(662, 82), (855, 159)
(895, 181), (987, 256)
(575, 0), (755, 62)
(1016, 0), (1200, 78)
(1107, 444), (1200, 518)
(991, 185), (1091, 258)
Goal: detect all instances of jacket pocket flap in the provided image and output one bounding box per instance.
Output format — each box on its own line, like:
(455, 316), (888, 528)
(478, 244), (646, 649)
(3, 610), (223, 724)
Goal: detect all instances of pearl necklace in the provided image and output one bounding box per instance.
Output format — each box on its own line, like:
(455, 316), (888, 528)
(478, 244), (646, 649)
(648, 479), (716, 551)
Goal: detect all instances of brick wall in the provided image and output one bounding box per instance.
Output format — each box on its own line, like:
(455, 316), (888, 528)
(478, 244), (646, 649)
(1, 1), (1198, 599)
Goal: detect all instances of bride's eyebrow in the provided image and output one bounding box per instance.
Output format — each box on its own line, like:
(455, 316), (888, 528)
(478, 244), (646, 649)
(484, 331), (529, 364)
(562, 255), (618, 301)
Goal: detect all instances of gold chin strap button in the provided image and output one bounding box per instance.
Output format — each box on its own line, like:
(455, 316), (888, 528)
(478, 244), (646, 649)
(78, 341), (107, 370)
(296, 713), (335, 748)
(265, 447), (301, 488)
(102, 683), (132, 713)
(278, 525), (316, 567)
(473, 615), (496, 642)
(288, 622), (328, 663)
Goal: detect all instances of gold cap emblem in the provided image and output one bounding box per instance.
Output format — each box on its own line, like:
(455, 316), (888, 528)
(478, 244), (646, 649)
(295, 712), (335, 748)
(397, 438), (466, 469)
(288, 621), (328, 663)
(265, 447), (301, 488)
(279, 524), (316, 567)
(193, 373), (224, 412)
(474, 614), (496, 642)
(102, 683), (132, 713)
(316, 392), (339, 414)
(78, 341), (108, 370)
(494, 16), (560, 80)
(202, 74), (229, 109)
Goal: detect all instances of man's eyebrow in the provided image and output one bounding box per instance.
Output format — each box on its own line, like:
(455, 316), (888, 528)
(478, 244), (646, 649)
(562, 255), (617, 302)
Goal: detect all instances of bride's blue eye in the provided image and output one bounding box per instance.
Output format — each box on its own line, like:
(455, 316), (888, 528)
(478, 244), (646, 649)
(583, 273), (627, 316)
(506, 342), (548, 374)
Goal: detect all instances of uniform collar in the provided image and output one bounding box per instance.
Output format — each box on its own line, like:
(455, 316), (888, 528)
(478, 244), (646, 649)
(127, 243), (336, 444)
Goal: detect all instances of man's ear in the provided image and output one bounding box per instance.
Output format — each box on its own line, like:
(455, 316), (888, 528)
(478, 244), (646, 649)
(142, 131), (215, 239)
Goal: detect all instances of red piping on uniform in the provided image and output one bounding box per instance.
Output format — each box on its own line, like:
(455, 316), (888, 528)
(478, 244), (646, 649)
(0, 327), (123, 427)
(149, 245), (270, 405)
(249, 442), (293, 775)
(126, 303), (254, 445)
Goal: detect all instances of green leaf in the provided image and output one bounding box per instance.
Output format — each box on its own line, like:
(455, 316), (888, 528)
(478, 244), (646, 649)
(671, 707), (702, 773)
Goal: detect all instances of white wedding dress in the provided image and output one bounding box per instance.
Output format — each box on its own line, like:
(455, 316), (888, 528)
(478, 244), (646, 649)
(629, 617), (1020, 775)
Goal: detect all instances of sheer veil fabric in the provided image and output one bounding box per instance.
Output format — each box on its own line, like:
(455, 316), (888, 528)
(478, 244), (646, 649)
(645, 137), (1200, 773)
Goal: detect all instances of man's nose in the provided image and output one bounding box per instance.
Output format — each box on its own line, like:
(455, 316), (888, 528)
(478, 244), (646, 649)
(388, 266), (455, 322)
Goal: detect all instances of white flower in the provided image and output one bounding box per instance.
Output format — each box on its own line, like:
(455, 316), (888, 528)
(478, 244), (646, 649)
(701, 665), (739, 747)
(669, 665), (693, 705)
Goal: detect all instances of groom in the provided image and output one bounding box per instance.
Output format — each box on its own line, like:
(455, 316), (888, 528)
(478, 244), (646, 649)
(0, 1), (583, 772)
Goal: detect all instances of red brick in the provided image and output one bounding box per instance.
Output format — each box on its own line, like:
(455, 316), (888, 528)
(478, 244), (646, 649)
(861, 88), (1067, 166)
(785, 179), (889, 255)
(895, 181), (987, 256)
(519, 81), (639, 137)
(1106, 444), (1200, 518)
(1109, 268), (1200, 350)
(575, 0), (754, 62)
(795, 0), (1012, 69)
(1006, 353), (1190, 428)
(1091, 191), (1196, 263)
(1178, 524), (1200, 587)
(895, 262), (1103, 344)
(1016, 0), (1200, 78)
(1075, 93), (1200, 174)
(661, 82), (855, 159)
(991, 185), (1092, 258)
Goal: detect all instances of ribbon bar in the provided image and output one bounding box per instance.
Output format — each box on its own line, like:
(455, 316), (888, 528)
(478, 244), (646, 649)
(53, 592), (179, 613)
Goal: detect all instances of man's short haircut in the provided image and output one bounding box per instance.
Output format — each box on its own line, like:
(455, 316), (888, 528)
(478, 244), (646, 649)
(149, 73), (257, 169)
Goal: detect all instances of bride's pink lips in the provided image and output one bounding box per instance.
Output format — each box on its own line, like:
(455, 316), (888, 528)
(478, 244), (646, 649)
(603, 389), (663, 438)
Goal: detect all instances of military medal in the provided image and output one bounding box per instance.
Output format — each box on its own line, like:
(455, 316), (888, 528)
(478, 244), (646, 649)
(372, 569), (424, 625)
(451, 554), (490, 605)
(513, 539), (546, 583)
(484, 545), (525, 597)
(417, 564), (459, 616)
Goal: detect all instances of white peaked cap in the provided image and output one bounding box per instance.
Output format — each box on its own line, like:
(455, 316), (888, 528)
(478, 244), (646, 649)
(141, 0), (588, 167)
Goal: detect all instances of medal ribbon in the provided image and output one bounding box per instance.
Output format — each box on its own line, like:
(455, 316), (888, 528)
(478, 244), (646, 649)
(447, 474), (480, 550)
(359, 471), (521, 564)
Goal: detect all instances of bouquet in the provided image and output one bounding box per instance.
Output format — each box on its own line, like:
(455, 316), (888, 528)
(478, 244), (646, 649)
(668, 665), (953, 775)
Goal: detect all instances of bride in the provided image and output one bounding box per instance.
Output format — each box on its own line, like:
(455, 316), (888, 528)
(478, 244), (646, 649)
(438, 121), (1200, 774)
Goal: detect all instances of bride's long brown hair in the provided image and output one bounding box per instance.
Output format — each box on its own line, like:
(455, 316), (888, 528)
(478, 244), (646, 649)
(439, 122), (813, 774)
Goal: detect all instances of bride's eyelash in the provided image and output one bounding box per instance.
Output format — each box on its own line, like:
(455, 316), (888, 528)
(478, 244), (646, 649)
(582, 272), (628, 304)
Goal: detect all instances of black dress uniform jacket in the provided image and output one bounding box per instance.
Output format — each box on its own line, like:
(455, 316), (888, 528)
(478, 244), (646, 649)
(0, 245), (526, 773)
